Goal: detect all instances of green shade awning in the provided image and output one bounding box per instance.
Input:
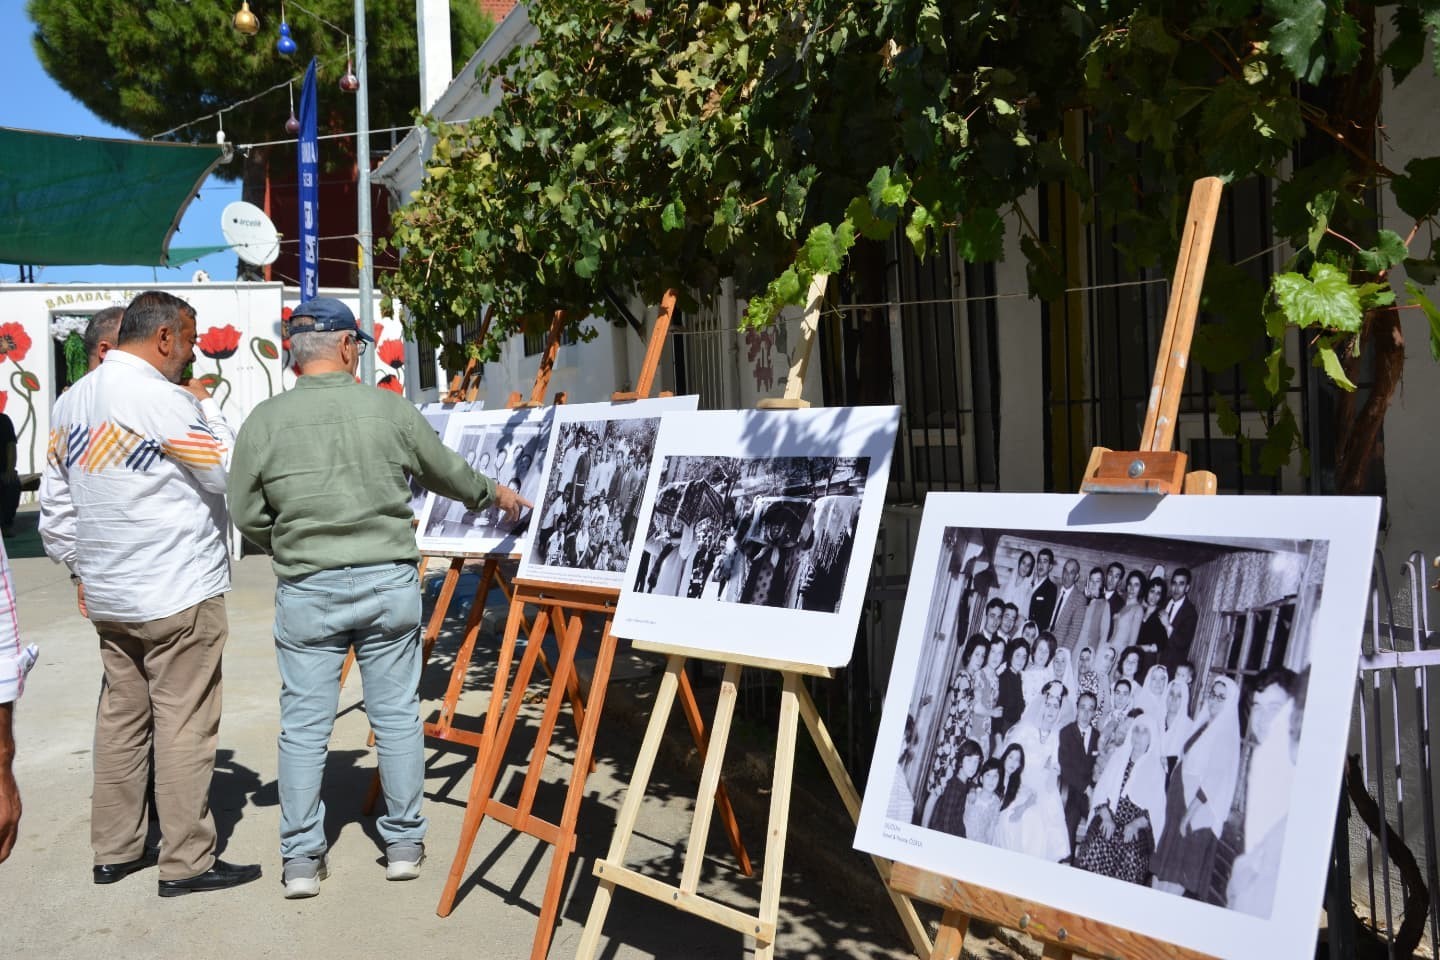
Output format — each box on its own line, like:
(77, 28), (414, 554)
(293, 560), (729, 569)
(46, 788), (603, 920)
(167, 244), (234, 266)
(0, 126), (225, 267)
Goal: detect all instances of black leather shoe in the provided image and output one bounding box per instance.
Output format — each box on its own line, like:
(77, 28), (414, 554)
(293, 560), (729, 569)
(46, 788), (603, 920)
(157, 859), (262, 897)
(93, 848), (160, 884)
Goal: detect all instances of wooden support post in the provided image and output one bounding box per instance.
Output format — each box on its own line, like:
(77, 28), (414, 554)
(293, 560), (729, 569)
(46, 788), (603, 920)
(1081, 177), (1223, 497)
(611, 289), (677, 403)
(756, 271), (826, 411)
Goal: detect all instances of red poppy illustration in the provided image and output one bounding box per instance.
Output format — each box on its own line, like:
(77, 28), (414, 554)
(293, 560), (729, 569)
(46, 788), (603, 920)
(377, 374), (404, 394)
(197, 324), (242, 360)
(0, 323), (33, 365)
(378, 339), (406, 370)
(0, 390), (7, 414)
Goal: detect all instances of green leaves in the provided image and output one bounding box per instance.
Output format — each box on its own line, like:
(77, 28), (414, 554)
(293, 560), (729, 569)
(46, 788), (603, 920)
(1263, 0), (1328, 83)
(1316, 343), (1357, 390)
(954, 208), (1005, 262)
(1271, 262), (1363, 332)
(1353, 230), (1409, 274)
(1405, 280), (1440, 362)
(1392, 157), (1440, 221)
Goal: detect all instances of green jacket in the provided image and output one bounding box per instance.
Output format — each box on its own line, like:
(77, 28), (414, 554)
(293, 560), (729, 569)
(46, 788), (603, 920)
(229, 373), (495, 578)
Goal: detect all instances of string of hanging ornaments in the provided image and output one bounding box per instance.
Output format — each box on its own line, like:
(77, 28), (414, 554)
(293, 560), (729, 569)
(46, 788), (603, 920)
(232, 1), (360, 133)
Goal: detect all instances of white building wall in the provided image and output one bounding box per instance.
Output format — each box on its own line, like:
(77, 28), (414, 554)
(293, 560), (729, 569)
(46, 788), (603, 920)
(995, 197), (1048, 491)
(1374, 64), (1440, 575)
(0, 282), (289, 477)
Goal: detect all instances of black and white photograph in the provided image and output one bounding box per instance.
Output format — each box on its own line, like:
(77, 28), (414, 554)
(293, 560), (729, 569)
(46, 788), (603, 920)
(614, 406), (900, 669)
(517, 396), (697, 588)
(630, 454), (869, 613)
(414, 406), (553, 556)
(407, 400), (483, 517)
(855, 493), (1379, 960)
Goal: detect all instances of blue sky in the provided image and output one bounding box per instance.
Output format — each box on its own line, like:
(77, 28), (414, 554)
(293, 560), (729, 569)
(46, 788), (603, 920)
(0, 13), (242, 285)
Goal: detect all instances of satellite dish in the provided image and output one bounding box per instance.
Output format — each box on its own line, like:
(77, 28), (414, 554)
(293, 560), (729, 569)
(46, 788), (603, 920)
(221, 201), (280, 266)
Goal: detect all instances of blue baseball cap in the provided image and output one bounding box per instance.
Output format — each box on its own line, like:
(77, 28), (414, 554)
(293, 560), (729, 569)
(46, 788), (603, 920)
(284, 297), (374, 341)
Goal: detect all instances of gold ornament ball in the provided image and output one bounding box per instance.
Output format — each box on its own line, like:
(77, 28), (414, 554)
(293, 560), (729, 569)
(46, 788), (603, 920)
(234, 1), (260, 36)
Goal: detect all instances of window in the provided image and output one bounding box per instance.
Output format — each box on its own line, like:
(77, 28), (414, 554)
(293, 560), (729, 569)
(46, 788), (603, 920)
(523, 321), (576, 356)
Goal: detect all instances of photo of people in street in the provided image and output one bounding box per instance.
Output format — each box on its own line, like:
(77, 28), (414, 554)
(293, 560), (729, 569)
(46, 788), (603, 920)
(631, 454), (870, 614)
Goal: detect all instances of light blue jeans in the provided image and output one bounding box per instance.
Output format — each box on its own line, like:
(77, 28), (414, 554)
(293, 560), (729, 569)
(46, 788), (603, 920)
(274, 561), (427, 860)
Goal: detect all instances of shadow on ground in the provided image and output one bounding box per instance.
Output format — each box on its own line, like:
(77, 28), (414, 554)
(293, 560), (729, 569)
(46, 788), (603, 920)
(373, 560), (1027, 959)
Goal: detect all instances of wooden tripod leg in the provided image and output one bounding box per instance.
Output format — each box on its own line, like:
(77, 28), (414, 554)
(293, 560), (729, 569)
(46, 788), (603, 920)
(678, 663), (742, 894)
(928, 910), (970, 960)
(795, 683), (932, 957)
(527, 611), (619, 960)
(543, 603), (597, 774)
(432, 558), (502, 734)
(421, 557), (467, 661)
(754, 672), (802, 960)
(576, 655), (687, 960)
(676, 666), (753, 877)
(437, 601), (553, 917)
(339, 648), (357, 689)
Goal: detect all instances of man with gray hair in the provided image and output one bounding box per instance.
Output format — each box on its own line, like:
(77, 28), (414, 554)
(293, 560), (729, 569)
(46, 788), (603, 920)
(40, 290), (261, 896)
(84, 306), (125, 371)
(229, 297), (529, 899)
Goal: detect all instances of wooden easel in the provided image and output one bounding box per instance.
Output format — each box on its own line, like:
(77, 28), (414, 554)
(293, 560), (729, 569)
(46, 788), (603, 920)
(434, 292), (754, 960)
(887, 176), (1224, 960)
(574, 274), (933, 960)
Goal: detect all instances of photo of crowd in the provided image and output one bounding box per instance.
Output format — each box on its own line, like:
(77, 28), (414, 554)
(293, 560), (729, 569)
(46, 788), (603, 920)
(888, 525), (1328, 921)
(630, 454), (870, 613)
(418, 411), (550, 552)
(526, 416), (660, 574)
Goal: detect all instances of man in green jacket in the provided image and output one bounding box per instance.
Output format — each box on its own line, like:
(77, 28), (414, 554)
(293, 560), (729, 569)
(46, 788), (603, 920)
(229, 298), (528, 899)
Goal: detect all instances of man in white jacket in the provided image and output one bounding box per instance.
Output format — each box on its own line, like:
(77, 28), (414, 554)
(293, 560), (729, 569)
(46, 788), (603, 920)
(39, 291), (260, 897)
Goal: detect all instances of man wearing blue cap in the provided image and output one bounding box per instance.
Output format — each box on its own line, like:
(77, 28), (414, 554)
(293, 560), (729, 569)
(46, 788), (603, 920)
(228, 298), (529, 899)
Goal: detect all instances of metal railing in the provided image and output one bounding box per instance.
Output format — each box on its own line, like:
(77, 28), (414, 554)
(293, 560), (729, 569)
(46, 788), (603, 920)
(1341, 551), (1440, 959)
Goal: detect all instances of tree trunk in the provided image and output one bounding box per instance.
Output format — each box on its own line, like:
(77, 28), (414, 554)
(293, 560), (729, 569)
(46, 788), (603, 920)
(1331, 3), (1405, 496)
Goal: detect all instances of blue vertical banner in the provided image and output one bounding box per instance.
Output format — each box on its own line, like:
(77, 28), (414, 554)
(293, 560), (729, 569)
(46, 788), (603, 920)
(297, 57), (320, 303)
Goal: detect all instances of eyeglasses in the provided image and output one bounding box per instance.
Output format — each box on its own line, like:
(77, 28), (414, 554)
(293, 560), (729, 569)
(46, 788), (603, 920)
(1209, 687), (1228, 701)
(349, 334), (368, 356)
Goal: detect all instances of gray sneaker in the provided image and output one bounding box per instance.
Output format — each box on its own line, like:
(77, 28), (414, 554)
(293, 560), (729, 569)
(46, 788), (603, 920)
(282, 855), (328, 899)
(385, 841), (425, 881)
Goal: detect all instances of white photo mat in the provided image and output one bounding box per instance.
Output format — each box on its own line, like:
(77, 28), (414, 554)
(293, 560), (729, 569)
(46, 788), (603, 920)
(853, 492), (1380, 960)
(516, 395), (699, 589)
(415, 405), (553, 557)
(613, 406), (901, 669)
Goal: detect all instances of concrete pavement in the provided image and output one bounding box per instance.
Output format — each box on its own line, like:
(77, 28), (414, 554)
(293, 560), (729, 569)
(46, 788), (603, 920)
(2, 506), (964, 960)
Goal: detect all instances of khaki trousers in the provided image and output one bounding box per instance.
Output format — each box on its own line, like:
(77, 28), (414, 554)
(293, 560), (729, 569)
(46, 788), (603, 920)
(91, 596), (226, 881)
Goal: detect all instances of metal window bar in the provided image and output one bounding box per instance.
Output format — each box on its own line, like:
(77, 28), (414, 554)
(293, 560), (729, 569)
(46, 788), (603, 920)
(1352, 553), (1440, 959)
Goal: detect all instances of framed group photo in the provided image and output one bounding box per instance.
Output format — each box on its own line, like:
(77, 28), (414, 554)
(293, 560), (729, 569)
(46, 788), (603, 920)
(854, 492), (1379, 960)
(415, 405), (553, 556)
(613, 406), (901, 669)
(516, 395), (699, 588)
